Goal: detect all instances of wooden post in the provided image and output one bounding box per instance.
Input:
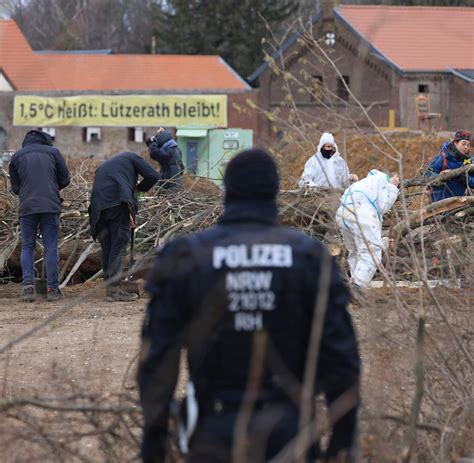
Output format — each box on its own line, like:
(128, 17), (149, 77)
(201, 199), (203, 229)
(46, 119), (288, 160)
(389, 109), (396, 129)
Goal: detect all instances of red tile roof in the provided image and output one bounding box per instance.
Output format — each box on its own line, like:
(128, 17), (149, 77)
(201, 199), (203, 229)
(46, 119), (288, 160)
(0, 19), (249, 92)
(39, 54), (249, 91)
(336, 5), (474, 72)
(0, 20), (55, 90)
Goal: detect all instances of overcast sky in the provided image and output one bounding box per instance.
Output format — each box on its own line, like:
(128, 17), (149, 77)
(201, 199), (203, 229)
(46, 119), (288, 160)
(0, 2), (11, 18)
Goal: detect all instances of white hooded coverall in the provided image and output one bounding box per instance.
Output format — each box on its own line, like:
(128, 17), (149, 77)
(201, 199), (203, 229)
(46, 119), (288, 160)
(335, 170), (399, 288)
(299, 132), (350, 189)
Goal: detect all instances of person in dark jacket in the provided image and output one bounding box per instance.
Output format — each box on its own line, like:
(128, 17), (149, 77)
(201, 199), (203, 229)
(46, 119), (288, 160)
(146, 128), (183, 190)
(89, 152), (161, 302)
(9, 129), (70, 302)
(425, 130), (473, 202)
(138, 149), (361, 463)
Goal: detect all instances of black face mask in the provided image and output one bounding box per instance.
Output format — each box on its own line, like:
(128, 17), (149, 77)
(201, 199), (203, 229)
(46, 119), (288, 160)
(321, 147), (334, 159)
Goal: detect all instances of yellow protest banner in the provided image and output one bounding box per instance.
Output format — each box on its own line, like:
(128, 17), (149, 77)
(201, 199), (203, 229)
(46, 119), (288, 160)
(13, 94), (227, 127)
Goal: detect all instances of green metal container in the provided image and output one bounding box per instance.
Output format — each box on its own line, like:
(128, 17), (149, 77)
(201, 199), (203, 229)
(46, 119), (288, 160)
(176, 128), (253, 185)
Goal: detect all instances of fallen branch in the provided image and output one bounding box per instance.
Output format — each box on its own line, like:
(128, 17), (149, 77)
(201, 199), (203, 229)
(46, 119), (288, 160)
(0, 227), (19, 272)
(60, 242), (97, 288)
(404, 165), (474, 187)
(362, 414), (442, 433)
(393, 196), (474, 236)
(0, 395), (137, 414)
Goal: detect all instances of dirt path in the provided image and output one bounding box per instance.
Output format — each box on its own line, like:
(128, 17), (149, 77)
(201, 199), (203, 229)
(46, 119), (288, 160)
(0, 283), (144, 397)
(0, 282), (471, 462)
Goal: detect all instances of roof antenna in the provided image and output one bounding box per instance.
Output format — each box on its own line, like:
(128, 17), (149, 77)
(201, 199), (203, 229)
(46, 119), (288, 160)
(151, 35), (156, 54)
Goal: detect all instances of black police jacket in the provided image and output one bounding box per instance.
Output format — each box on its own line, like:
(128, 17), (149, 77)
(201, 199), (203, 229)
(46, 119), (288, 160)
(138, 199), (361, 460)
(9, 130), (70, 217)
(89, 152), (160, 238)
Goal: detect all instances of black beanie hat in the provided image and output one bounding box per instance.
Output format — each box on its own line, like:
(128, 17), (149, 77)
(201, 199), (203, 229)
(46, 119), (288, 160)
(224, 148), (279, 202)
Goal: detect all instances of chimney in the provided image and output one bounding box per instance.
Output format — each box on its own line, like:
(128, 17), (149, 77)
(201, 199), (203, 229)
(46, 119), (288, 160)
(321, 0), (340, 19)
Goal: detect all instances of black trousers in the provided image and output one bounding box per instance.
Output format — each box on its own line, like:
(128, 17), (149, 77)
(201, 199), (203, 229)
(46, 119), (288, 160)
(186, 403), (316, 463)
(96, 204), (130, 285)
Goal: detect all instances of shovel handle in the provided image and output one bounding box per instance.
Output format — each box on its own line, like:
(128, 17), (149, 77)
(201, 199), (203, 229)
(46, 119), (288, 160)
(130, 227), (135, 267)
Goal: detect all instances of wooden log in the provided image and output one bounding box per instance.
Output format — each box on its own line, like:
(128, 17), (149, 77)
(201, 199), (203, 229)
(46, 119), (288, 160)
(0, 228), (19, 272)
(60, 242), (97, 288)
(60, 210), (82, 219)
(6, 240), (102, 277)
(393, 196), (474, 236)
(404, 164), (474, 187)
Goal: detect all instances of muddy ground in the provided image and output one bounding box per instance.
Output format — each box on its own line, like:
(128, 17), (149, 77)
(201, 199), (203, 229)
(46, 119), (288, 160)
(0, 282), (143, 395)
(1, 280), (472, 462)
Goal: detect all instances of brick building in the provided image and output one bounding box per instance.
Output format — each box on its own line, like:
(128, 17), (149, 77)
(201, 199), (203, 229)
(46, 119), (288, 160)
(249, 4), (474, 137)
(0, 19), (258, 157)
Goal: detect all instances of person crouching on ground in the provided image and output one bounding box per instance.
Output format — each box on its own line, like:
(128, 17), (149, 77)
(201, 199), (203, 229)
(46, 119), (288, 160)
(146, 127), (184, 190)
(299, 132), (358, 189)
(9, 129), (70, 302)
(336, 169), (400, 292)
(89, 152), (161, 302)
(425, 130), (473, 202)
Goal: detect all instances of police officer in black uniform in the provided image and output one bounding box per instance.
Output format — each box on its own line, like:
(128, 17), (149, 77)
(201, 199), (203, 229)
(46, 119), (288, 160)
(138, 149), (361, 462)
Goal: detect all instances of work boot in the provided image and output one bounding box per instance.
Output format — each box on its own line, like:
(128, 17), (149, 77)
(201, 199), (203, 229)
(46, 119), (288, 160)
(21, 285), (36, 303)
(47, 288), (65, 302)
(106, 286), (138, 302)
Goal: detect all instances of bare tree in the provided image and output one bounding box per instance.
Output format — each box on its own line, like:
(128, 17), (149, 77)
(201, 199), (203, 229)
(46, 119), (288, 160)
(8, 0), (163, 52)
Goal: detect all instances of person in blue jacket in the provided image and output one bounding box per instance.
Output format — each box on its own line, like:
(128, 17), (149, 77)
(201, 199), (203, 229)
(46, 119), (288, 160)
(146, 128), (184, 190)
(425, 130), (473, 202)
(138, 149), (361, 463)
(9, 129), (70, 302)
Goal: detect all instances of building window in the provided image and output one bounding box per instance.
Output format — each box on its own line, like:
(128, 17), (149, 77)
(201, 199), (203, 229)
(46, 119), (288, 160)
(418, 84), (429, 93)
(337, 76), (350, 101)
(223, 140), (239, 150)
(40, 127), (56, 141)
(324, 32), (336, 47)
(128, 127), (145, 143)
(186, 141), (198, 174)
(310, 76), (324, 101)
(83, 127), (101, 143)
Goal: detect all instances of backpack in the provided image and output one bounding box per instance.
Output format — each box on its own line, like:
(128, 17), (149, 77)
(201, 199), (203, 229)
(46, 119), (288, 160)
(427, 150), (448, 202)
(440, 151), (448, 171)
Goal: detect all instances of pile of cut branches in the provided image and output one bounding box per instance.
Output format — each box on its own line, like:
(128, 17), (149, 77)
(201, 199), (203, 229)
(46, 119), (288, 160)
(1, 160), (472, 286)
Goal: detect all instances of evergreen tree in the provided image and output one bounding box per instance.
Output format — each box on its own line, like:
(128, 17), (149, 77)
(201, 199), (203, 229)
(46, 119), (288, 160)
(155, 0), (298, 80)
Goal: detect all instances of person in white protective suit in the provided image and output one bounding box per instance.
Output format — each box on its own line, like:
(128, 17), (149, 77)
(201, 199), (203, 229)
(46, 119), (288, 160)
(299, 132), (358, 189)
(336, 169), (400, 289)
